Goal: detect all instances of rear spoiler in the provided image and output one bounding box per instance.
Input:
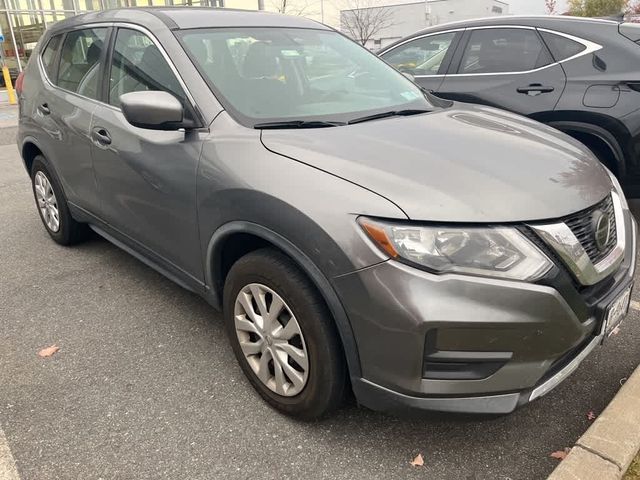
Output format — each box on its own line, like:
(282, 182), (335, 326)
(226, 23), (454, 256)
(620, 22), (640, 42)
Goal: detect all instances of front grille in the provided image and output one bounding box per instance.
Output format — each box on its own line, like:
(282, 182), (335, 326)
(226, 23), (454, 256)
(564, 195), (617, 264)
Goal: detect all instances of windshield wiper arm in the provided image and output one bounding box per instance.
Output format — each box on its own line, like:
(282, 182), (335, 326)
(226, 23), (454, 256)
(347, 109), (431, 125)
(254, 120), (346, 129)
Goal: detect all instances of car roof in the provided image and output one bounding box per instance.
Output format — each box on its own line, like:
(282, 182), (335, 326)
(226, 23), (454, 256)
(46, 7), (330, 34)
(404, 15), (616, 35)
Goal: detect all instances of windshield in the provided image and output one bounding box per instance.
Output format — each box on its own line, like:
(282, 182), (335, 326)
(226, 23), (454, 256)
(179, 27), (435, 127)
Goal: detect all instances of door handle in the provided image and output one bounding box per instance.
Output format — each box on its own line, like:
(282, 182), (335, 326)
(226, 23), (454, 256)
(91, 127), (112, 146)
(517, 84), (555, 96)
(38, 103), (50, 115)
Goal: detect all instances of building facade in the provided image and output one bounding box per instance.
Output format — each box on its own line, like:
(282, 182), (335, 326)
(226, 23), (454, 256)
(0, 0), (225, 79)
(341, 0), (509, 50)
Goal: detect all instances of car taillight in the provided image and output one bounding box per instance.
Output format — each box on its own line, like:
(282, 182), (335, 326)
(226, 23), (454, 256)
(15, 72), (25, 96)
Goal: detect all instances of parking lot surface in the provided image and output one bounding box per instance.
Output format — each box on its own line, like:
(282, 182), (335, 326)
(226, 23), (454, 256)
(1, 141), (639, 480)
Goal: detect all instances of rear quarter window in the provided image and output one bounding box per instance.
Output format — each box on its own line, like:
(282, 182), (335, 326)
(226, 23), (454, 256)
(539, 31), (586, 61)
(41, 34), (63, 81)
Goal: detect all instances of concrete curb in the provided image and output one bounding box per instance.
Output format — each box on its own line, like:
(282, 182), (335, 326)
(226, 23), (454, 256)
(548, 364), (640, 480)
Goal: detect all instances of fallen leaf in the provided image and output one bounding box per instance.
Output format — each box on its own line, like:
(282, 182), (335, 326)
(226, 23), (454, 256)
(550, 448), (571, 461)
(410, 453), (424, 467)
(37, 345), (59, 358)
(587, 411), (597, 421)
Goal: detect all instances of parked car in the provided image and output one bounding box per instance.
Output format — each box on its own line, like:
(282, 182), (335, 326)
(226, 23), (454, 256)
(17, 8), (636, 419)
(379, 16), (640, 192)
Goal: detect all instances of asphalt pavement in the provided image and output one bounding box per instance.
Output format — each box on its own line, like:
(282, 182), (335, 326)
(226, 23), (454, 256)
(1, 139), (640, 480)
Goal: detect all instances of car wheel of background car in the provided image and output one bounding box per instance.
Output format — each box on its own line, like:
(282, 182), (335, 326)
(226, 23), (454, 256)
(223, 248), (346, 419)
(31, 156), (89, 245)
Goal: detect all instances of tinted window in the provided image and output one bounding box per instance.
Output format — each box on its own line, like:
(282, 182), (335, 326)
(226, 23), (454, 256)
(41, 34), (62, 80)
(540, 31), (586, 61)
(108, 28), (187, 109)
(181, 28), (433, 126)
(58, 28), (107, 98)
(459, 28), (552, 74)
(382, 32), (456, 76)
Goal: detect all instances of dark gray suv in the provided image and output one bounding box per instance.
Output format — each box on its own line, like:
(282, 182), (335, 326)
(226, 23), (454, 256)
(17, 8), (637, 419)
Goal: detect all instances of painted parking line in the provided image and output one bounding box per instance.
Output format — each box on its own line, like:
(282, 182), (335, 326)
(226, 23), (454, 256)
(0, 426), (20, 480)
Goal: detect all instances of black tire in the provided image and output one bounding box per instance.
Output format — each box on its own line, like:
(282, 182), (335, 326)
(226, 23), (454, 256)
(30, 155), (89, 245)
(223, 248), (346, 419)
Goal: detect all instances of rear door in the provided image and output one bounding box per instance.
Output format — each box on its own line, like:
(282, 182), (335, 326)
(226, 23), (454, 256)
(33, 26), (109, 214)
(437, 27), (566, 116)
(379, 30), (463, 93)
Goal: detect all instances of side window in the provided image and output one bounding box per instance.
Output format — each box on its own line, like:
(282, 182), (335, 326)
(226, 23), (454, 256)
(382, 32), (457, 76)
(459, 28), (553, 74)
(539, 31), (586, 61)
(41, 34), (63, 81)
(108, 28), (187, 109)
(58, 28), (107, 98)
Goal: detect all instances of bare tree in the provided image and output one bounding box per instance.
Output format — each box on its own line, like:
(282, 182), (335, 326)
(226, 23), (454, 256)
(340, 0), (395, 46)
(269, 0), (319, 16)
(545, 0), (557, 14)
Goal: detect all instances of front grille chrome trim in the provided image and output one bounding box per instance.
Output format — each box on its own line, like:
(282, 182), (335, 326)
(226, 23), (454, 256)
(528, 192), (625, 286)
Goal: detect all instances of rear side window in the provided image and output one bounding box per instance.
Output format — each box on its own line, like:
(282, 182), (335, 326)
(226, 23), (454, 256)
(58, 28), (108, 98)
(459, 28), (553, 74)
(41, 34), (63, 81)
(108, 28), (187, 109)
(539, 31), (586, 61)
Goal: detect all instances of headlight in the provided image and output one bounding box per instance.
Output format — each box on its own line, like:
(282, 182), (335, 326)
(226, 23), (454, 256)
(604, 167), (629, 210)
(359, 218), (552, 281)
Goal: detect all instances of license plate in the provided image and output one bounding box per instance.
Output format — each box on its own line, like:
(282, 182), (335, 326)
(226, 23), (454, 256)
(601, 285), (632, 341)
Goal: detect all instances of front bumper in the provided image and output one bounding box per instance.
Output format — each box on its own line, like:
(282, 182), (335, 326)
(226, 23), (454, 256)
(334, 212), (636, 415)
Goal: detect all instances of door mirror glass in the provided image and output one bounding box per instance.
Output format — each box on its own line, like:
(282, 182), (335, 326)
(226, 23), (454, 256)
(120, 91), (184, 130)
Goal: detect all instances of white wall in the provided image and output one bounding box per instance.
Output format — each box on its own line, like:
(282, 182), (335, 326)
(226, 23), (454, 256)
(341, 0), (509, 50)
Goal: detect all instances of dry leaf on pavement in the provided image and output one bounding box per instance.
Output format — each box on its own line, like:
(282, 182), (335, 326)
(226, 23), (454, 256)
(550, 448), (571, 461)
(410, 453), (424, 467)
(37, 345), (60, 358)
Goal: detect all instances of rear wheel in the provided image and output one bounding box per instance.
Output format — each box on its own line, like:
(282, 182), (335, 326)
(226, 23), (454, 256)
(30, 156), (89, 245)
(223, 248), (346, 419)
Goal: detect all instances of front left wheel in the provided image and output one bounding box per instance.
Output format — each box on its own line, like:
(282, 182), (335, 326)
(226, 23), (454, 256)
(223, 248), (347, 419)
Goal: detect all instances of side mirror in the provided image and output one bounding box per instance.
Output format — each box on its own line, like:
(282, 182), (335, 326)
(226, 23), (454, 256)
(120, 91), (185, 131)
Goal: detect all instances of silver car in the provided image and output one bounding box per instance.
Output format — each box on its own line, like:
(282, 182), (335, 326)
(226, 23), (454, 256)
(17, 8), (636, 419)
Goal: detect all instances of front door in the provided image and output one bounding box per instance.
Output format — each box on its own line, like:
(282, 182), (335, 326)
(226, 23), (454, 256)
(91, 27), (204, 283)
(437, 27), (566, 116)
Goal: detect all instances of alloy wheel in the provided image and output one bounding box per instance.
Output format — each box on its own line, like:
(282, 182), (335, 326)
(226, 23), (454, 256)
(34, 171), (60, 233)
(233, 283), (309, 397)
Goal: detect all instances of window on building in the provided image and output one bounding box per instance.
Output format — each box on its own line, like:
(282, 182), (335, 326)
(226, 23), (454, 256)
(491, 6), (503, 13)
(459, 28), (552, 74)
(40, 34), (63, 80)
(381, 32), (457, 76)
(539, 31), (586, 61)
(57, 28), (107, 98)
(108, 28), (187, 109)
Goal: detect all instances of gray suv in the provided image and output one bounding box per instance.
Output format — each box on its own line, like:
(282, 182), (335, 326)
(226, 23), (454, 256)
(17, 8), (637, 419)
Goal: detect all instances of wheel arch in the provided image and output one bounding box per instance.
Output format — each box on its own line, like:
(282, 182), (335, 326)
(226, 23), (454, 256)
(21, 137), (46, 175)
(531, 111), (629, 177)
(205, 221), (362, 378)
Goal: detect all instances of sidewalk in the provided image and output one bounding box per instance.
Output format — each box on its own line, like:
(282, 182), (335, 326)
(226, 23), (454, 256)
(549, 364), (640, 480)
(0, 103), (18, 146)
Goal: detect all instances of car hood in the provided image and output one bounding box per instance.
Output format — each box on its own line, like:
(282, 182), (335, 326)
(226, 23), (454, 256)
(260, 103), (613, 222)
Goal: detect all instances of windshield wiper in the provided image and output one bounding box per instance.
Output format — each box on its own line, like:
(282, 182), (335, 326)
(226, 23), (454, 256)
(347, 109), (431, 125)
(254, 120), (346, 129)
